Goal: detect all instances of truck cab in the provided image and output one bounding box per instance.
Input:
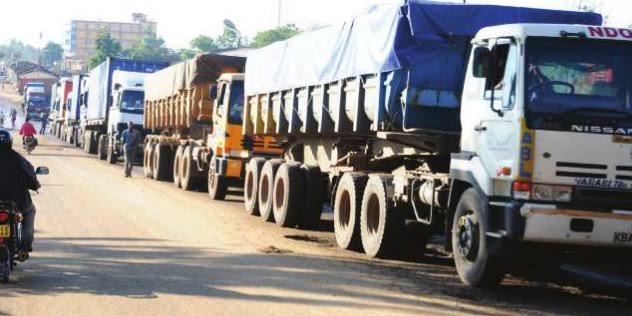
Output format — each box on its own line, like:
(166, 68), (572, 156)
(451, 24), (632, 284)
(206, 74), (281, 199)
(103, 71), (147, 162)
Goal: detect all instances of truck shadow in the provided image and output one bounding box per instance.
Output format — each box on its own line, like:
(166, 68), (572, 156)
(4, 237), (630, 315)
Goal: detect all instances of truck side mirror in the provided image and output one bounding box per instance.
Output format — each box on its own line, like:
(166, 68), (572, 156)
(472, 47), (491, 78)
(114, 83), (122, 91)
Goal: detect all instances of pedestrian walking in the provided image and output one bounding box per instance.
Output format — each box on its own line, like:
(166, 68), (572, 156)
(121, 121), (141, 178)
(39, 112), (49, 134)
(0, 111), (5, 128)
(10, 109), (17, 129)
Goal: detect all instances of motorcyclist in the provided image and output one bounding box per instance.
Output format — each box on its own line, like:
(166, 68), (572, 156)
(0, 129), (40, 252)
(19, 117), (37, 148)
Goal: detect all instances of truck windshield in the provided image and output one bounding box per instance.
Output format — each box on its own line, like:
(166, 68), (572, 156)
(120, 90), (145, 112)
(525, 37), (632, 132)
(228, 81), (244, 124)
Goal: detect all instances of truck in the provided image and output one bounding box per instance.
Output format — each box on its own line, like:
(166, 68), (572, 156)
(23, 81), (49, 120)
(50, 78), (73, 137)
(142, 54), (280, 197)
(237, 1), (632, 287)
(59, 74), (89, 146)
(80, 57), (168, 157)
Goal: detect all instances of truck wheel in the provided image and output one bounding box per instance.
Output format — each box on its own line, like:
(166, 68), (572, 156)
(272, 162), (305, 227)
(153, 144), (172, 181)
(244, 158), (266, 216)
(300, 164), (324, 229)
(452, 188), (505, 287)
(181, 146), (197, 191)
(85, 131), (97, 154)
(334, 172), (368, 251)
(97, 135), (108, 160)
(208, 157), (228, 200)
(106, 139), (118, 164)
(258, 159), (283, 222)
(173, 145), (184, 188)
(360, 175), (404, 258)
(143, 142), (155, 178)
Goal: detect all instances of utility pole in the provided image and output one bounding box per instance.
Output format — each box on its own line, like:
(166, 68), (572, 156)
(278, 0), (282, 27)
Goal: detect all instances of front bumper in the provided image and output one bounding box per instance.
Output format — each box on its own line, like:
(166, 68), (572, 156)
(520, 204), (632, 247)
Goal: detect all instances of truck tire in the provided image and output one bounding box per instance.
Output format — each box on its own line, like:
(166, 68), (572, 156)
(74, 130), (82, 148)
(334, 172), (368, 251)
(181, 146), (199, 191)
(360, 175), (404, 258)
(107, 138), (118, 164)
(97, 135), (108, 160)
(272, 162), (305, 227)
(143, 142), (155, 178)
(452, 188), (505, 287)
(154, 144), (173, 181)
(173, 145), (184, 188)
(208, 157), (228, 200)
(300, 164), (324, 228)
(244, 158), (266, 216)
(258, 159), (283, 222)
(88, 132), (98, 154)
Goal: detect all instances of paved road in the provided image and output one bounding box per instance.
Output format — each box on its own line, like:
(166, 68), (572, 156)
(0, 93), (630, 315)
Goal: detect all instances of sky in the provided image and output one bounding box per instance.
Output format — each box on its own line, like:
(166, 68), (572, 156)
(0, 0), (628, 49)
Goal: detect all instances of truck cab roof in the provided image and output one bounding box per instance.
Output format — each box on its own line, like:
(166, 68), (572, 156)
(218, 73), (244, 82)
(474, 24), (632, 43)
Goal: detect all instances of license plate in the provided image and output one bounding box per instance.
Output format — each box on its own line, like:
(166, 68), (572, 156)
(0, 224), (10, 238)
(613, 231), (632, 245)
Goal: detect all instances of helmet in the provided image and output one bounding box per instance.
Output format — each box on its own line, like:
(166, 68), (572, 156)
(0, 129), (12, 150)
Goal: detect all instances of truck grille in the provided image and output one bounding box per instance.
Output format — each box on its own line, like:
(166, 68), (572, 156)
(573, 187), (632, 210)
(555, 161), (632, 180)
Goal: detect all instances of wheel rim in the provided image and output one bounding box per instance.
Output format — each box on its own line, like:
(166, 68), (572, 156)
(456, 213), (480, 262)
(338, 190), (351, 230)
(275, 178), (285, 209)
(260, 175), (269, 204)
(366, 193), (380, 235)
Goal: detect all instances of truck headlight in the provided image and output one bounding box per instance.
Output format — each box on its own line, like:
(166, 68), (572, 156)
(532, 185), (573, 202)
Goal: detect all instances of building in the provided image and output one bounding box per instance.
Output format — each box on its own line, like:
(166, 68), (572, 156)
(64, 13), (157, 72)
(6, 61), (58, 96)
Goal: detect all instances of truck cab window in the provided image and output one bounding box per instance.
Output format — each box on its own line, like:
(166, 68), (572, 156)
(228, 81), (245, 124)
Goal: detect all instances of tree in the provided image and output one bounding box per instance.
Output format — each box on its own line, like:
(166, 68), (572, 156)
(128, 30), (180, 63)
(178, 48), (196, 60)
(190, 35), (218, 53)
(216, 26), (240, 49)
(41, 42), (64, 67)
(572, 0), (608, 23)
(252, 24), (300, 48)
(89, 29), (121, 69)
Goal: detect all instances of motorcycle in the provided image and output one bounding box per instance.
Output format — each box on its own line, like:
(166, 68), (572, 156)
(0, 166), (48, 283)
(0, 201), (26, 283)
(23, 136), (36, 155)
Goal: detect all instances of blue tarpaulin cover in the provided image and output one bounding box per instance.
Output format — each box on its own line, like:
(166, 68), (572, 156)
(245, 0), (601, 95)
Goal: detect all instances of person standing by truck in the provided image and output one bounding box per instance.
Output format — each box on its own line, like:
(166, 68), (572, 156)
(10, 109), (17, 129)
(121, 121), (140, 178)
(39, 112), (49, 134)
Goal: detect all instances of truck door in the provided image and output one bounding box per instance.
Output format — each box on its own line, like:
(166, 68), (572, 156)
(470, 41), (521, 183)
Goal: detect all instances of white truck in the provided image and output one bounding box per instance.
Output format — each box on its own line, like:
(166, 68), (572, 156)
(100, 71), (147, 163)
(241, 2), (631, 286)
(80, 57), (168, 158)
